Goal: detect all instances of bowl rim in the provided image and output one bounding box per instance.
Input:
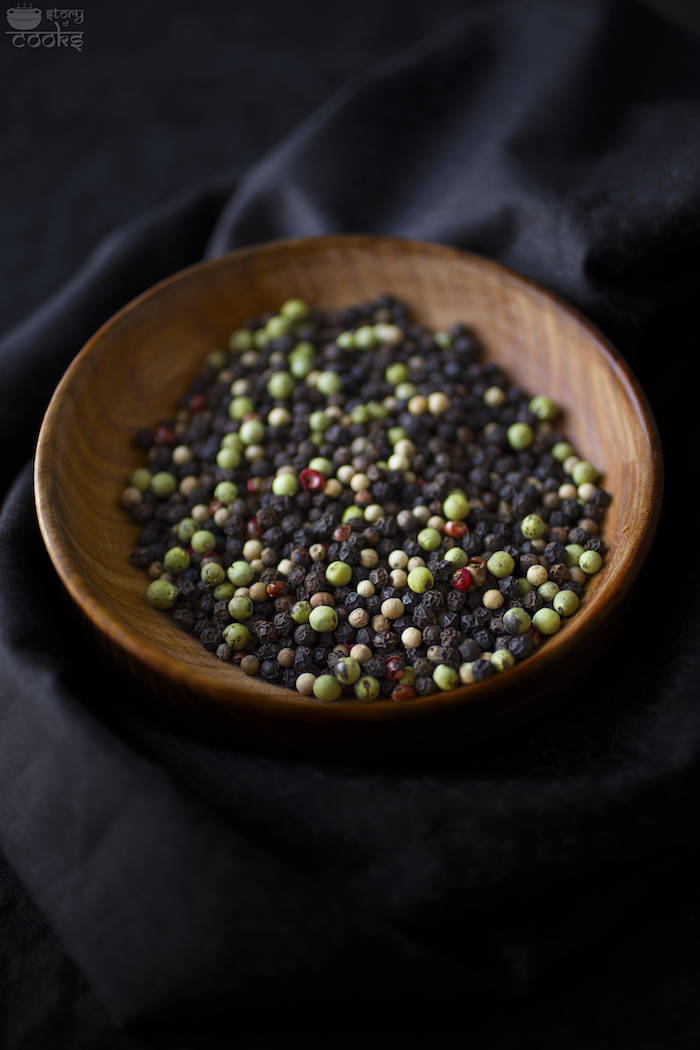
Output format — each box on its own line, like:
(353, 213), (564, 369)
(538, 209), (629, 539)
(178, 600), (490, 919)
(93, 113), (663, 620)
(34, 233), (664, 726)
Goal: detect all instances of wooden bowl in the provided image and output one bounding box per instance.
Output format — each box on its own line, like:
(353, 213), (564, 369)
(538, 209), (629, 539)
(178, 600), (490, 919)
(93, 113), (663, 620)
(34, 235), (663, 764)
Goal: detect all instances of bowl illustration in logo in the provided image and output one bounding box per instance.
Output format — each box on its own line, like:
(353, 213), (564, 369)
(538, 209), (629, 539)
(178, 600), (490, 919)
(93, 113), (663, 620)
(6, 6), (43, 30)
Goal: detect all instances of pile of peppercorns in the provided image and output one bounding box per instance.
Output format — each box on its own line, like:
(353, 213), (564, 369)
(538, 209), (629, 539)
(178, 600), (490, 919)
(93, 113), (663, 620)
(122, 294), (610, 703)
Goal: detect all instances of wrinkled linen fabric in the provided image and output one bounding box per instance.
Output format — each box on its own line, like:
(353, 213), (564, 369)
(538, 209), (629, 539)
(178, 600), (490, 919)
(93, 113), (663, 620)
(2, 0), (700, 1045)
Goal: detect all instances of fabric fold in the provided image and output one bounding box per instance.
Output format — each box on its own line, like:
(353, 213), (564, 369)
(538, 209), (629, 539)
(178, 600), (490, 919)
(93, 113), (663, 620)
(1, 0), (700, 1040)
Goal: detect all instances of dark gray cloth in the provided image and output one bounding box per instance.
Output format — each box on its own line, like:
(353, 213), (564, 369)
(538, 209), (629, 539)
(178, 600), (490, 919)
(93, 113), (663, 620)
(2, 1), (700, 1046)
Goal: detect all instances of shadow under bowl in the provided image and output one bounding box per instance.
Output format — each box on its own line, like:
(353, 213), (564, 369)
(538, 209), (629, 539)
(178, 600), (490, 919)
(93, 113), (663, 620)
(35, 235), (663, 764)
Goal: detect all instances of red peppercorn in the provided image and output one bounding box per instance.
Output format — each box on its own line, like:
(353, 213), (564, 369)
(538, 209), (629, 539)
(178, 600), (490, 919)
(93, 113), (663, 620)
(391, 684), (416, 702)
(452, 567), (472, 591)
(247, 518), (263, 539)
(333, 524), (352, 541)
(444, 520), (468, 538)
(267, 580), (289, 598)
(247, 478), (262, 495)
(526, 625), (541, 647)
(231, 650), (248, 663)
(153, 424), (175, 445)
(188, 393), (207, 414)
(384, 656), (405, 680)
(200, 552), (221, 567)
(300, 468), (326, 491)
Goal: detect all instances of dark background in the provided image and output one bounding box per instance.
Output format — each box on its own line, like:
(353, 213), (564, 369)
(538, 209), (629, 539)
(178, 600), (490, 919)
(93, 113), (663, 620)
(2, 1), (700, 1048)
(1, 0), (482, 340)
(2, 0), (698, 342)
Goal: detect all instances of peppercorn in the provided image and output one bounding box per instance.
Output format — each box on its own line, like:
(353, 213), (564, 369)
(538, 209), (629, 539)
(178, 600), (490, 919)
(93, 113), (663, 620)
(470, 659), (495, 682)
(128, 294), (610, 700)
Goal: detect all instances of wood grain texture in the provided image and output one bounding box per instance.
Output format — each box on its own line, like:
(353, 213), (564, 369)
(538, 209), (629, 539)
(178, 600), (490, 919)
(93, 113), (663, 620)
(34, 235), (663, 763)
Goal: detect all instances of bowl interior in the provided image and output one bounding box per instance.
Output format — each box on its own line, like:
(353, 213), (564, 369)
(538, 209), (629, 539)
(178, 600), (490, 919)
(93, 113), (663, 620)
(34, 235), (662, 743)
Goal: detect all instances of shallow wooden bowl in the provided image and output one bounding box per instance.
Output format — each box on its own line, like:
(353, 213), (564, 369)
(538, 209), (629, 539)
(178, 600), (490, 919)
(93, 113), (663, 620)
(35, 235), (662, 763)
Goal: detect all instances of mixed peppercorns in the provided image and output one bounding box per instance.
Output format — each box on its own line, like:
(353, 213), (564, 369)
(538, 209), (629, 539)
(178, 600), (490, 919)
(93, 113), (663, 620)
(123, 294), (610, 703)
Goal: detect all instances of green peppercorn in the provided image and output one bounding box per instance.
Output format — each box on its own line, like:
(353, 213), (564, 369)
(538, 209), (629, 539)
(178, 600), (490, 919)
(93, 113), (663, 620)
(387, 426), (407, 446)
(487, 551), (515, 578)
(129, 467), (152, 491)
(280, 297), (310, 322)
(443, 491), (470, 520)
(316, 372), (343, 395)
(579, 550), (603, 574)
(216, 447), (241, 470)
(190, 530), (216, 554)
(228, 395), (255, 420)
(290, 600), (312, 624)
(211, 481), (236, 506)
(528, 395), (559, 421)
(538, 580), (560, 602)
(407, 567), (434, 593)
(239, 419), (265, 445)
(552, 441), (574, 463)
(433, 664), (459, 691)
(385, 362), (410, 386)
(325, 561), (352, 587)
(229, 328), (254, 352)
(227, 561), (255, 586)
(222, 622), (251, 649)
(308, 410), (329, 432)
(163, 546), (190, 575)
(507, 423), (534, 450)
(532, 608), (561, 635)
(220, 432), (244, 451)
(176, 517), (198, 543)
(267, 371), (295, 399)
(313, 674), (343, 702)
(272, 473), (299, 496)
(571, 460), (599, 486)
(354, 676), (380, 703)
(290, 356), (313, 379)
(553, 590), (580, 616)
(213, 581), (236, 601)
(400, 666), (416, 687)
(333, 657), (361, 685)
(354, 325), (377, 349)
(336, 331), (355, 349)
(350, 404), (371, 425)
(150, 471), (177, 497)
(565, 543), (585, 567)
(228, 594), (254, 620)
(341, 506), (364, 524)
(308, 456), (333, 476)
(308, 606), (339, 633)
(201, 562), (225, 587)
(265, 315), (292, 340)
(418, 528), (442, 551)
(291, 339), (315, 358)
(503, 607), (532, 635)
(488, 650), (513, 674)
(146, 579), (179, 609)
(444, 547), (469, 567)
(205, 349), (227, 371)
(253, 328), (269, 349)
(521, 513), (546, 539)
